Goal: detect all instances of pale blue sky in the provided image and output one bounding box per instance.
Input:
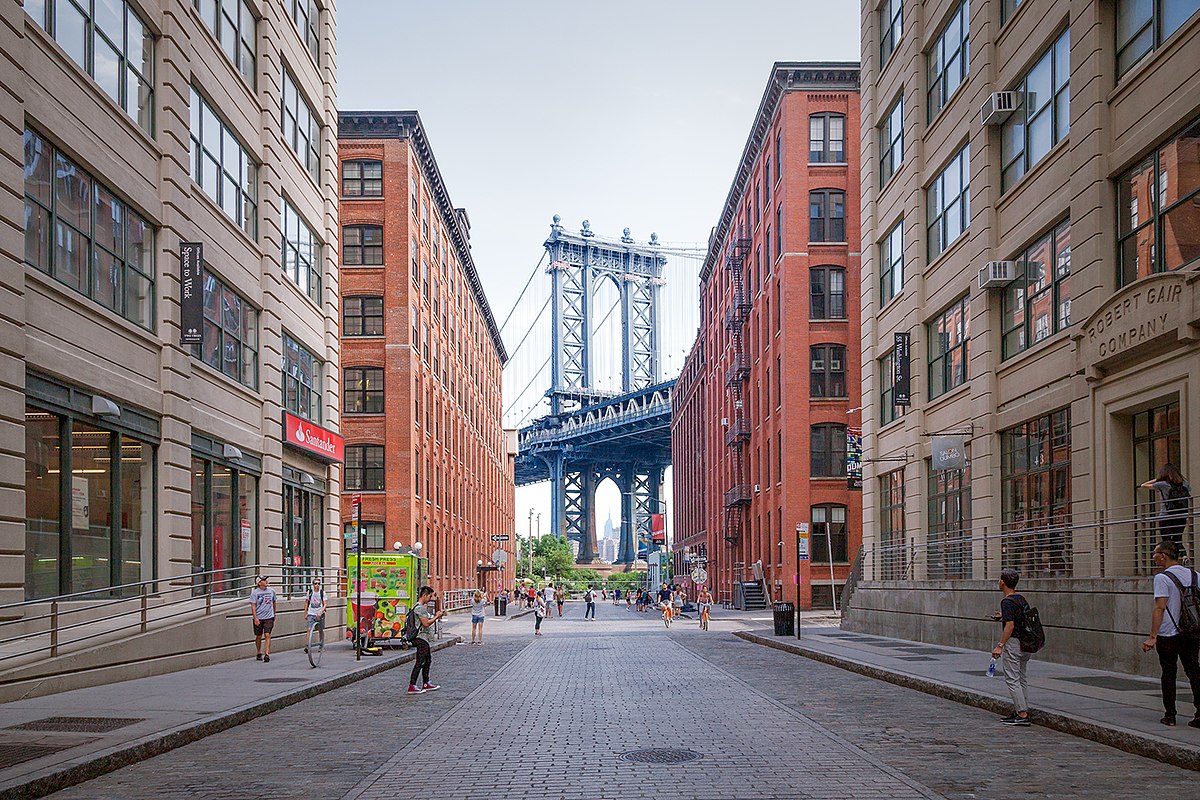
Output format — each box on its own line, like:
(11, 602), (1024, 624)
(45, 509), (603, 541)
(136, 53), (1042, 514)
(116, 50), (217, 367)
(339, 0), (860, 543)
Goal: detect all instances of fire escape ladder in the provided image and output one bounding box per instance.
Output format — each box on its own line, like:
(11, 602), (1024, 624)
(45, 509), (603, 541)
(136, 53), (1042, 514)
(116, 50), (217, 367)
(722, 230), (752, 545)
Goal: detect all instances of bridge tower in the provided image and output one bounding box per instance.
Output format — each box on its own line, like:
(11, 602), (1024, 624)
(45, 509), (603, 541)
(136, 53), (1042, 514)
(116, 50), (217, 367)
(541, 216), (668, 564)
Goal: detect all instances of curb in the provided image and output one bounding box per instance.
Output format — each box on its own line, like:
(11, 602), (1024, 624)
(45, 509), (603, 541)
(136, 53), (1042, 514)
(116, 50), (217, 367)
(2, 637), (461, 800)
(734, 630), (1200, 772)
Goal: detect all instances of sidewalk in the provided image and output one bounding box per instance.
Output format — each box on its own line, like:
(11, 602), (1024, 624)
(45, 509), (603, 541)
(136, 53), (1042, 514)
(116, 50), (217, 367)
(0, 634), (459, 799)
(736, 626), (1200, 771)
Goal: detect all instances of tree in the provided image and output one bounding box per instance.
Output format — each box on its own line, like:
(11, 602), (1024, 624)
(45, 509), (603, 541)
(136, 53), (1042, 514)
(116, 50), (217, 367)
(535, 535), (575, 578)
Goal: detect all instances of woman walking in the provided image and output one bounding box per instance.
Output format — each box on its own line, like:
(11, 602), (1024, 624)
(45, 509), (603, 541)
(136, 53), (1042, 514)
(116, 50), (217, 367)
(1142, 540), (1200, 726)
(556, 586), (566, 617)
(1141, 464), (1192, 542)
(470, 589), (488, 645)
(534, 591), (546, 636)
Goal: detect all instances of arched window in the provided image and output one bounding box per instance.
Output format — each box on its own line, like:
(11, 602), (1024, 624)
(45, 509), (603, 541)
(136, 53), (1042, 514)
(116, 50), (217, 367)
(811, 504), (848, 563)
(810, 344), (847, 398)
(342, 159), (383, 197)
(809, 266), (846, 320)
(809, 189), (845, 242)
(809, 113), (845, 163)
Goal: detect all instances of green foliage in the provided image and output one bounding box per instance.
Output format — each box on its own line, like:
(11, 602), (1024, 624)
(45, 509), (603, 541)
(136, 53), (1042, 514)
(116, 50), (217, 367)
(515, 535), (575, 580)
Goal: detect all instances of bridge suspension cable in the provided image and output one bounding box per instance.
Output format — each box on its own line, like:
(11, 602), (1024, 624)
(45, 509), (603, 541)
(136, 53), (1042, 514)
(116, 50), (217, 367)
(497, 252), (546, 335)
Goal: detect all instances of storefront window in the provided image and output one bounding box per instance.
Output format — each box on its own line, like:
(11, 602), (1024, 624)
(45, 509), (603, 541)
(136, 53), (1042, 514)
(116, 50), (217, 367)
(191, 453), (258, 594)
(25, 410), (62, 599)
(283, 478), (324, 593)
(1001, 409), (1072, 576)
(1133, 401), (1183, 571)
(928, 464), (971, 579)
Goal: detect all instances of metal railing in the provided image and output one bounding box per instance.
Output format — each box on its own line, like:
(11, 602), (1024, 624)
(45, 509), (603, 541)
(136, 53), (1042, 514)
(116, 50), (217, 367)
(864, 501), (1198, 582)
(0, 564), (345, 668)
(441, 589), (476, 611)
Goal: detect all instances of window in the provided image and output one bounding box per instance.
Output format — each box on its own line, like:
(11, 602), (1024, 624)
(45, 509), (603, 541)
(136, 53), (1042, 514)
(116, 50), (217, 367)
(1117, 0), (1200, 76)
(810, 344), (847, 398)
(190, 87), (258, 238)
(809, 190), (846, 243)
(1002, 0), (1023, 23)
(929, 465), (971, 579)
(809, 114), (845, 163)
(282, 199), (320, 302)
(879, 469), (906, 579)
(775, 129), (783, 181)
(344, 296), (384, 336)
(1117, 116), (1200, 285)
(344, 521), (385, 551)
(927, 144), (970, 261)
(880, 349), (908, 425)
(1133, 402), (1182, 551)
(26, 0), (154, 132)
(1002, 221), (1071, 358)
(880, 0), (902, 66)
(282, 67), (321, 183)
(929, 295), (970, 398)
(927, 0), (970, 121)
(190, 0), (255, 88)
(192, 271), (257, 388)
(343, 224), (383, 266)
(291, 0), (319, 62)
(345, 445), (384, 491)
(1001, 409), (1072, 576)
(880, 95), (904, 186)
(810, 267), (846, 320)
(775, 207), (783, 257)
(765, 158), (771, 200)
(811, 423), (847, 478)
(880, 218), (904, 305)
(342, 160), (382, 197)
(25, 405), (155, 599)
(1002, 29), (1070, 190)
(23, 129), (155, 329)
(811, 504), (848, 563)
(282, 333), (321, 422)
(191, 451), (257, 593)
(344, 367), (384, 414)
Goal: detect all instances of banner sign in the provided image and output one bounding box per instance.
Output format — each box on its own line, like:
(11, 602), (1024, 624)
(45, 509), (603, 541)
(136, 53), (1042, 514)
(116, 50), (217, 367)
(846, 426), (863, 490)
(893, 332), (911, 407)
(282, 411), (345, 463)
(180, 242), (203, 345)
(651, 513), (666, 542)
(932, 435), (968, 471)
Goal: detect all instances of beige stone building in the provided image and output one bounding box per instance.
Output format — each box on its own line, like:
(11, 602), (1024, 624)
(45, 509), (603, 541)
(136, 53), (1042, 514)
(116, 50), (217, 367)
(855, 0), (1200, 674)
(4, 0), (340, 615)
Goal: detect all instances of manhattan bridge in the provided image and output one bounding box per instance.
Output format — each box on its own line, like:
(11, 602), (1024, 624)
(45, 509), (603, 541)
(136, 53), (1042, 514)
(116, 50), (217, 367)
(500, 217), (704, 564)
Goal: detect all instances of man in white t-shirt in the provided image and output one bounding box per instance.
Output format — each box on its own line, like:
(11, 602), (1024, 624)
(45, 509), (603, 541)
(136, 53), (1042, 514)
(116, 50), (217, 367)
(1142, 540), (1200, 727)
(543, 584), (556, 617)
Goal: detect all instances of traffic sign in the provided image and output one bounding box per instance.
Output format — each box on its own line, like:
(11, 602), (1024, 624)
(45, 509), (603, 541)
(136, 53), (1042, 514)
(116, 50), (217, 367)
(691, 567), (708, 585)
(492, 549), (508, 565)
(490, 534), (510, 542)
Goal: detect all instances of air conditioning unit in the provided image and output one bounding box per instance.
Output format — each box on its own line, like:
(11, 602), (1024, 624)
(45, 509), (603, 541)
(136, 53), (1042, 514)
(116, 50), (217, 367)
(978, 260), (1017, 290)
(980, 91), (1021, 125)
(721, 417), (729, 426)
(753, 484), (761, 493)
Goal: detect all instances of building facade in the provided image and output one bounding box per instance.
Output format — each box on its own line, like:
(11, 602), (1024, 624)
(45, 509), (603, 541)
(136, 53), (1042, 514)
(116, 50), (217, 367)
(7, 0), (341, 605)
(672, 63), (862, 610)
(857, 0), (1200, 673)
(337, 112), (516, 592)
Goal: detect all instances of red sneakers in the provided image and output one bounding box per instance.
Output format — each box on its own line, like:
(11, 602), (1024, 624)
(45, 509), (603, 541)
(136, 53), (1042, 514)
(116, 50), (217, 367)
(421, 683), (440, 692)
(407, 685), (426, 694)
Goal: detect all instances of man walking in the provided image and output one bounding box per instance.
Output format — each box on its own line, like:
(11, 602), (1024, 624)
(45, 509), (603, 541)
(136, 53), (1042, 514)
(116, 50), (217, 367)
(991, 569), (1031, 726)
(250, 575), (276, 663)
(543, 583), (557, 617)
(1141, 539), (1200, 727)
(408, 586), (444, 694)
(584, 585), (597, 620)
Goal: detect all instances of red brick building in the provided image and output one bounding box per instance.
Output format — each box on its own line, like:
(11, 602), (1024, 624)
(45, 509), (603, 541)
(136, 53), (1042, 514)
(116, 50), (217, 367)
(337, 112), (515, 591)
(672, 63), (861, 610)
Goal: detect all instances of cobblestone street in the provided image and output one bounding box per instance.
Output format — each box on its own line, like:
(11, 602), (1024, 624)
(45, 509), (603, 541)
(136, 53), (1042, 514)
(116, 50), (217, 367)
(49, 602), (1196, 799)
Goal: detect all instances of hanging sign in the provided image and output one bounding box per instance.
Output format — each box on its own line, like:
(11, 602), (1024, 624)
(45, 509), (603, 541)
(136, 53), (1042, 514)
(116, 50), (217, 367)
(893, 332), (911, 407)
(651, 513), (666, 542)
(932, 435), (968, 471)
(282, 411), (345, 463)
(180, 242), (204, 345)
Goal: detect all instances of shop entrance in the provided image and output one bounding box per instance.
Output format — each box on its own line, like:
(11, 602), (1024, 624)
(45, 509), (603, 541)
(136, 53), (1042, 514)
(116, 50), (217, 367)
(283, 469), (325, 595)
(1132, 400), (1183, 572)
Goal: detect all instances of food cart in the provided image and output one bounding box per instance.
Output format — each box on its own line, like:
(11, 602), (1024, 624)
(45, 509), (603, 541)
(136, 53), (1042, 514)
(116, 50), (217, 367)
(345, 552), (428, 646)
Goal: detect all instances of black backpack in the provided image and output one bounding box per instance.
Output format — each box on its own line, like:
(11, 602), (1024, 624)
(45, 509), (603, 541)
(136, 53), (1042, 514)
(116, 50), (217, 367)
(401, 607), (420, 643)
(1163, 568), (1200, 637)
(1015, 596), (1046, 654)
(1166, 482), (1190, 515)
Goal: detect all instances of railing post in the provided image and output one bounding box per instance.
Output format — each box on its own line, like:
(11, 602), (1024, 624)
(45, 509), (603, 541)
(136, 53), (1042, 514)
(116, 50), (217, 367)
(140, 584), (148, 633)
(49, 601), (58, 657)
(205, 588), (212, 616)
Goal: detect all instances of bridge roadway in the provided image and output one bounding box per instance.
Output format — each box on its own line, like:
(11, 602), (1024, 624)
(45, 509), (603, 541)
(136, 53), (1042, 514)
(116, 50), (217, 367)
(48, 603), (1200, 800)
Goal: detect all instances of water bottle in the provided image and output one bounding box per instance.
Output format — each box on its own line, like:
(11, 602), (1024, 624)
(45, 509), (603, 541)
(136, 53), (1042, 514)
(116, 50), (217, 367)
(986, 657), (999, 678)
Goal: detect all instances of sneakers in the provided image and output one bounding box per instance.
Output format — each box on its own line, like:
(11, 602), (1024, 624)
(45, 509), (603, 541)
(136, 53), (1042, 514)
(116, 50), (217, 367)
(263, 655), (270, 663)
(256, 653), (263, 661)
(1188, 717), (1200, 729)
(407, 685), (426, 695)
(1001, 714), (1031, 726)
(1161, 714), (1178, 726)
(422, 683), (440, 692)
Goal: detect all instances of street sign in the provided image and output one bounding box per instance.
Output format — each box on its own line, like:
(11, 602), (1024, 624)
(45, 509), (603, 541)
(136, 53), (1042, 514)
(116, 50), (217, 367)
(691, 567), (708, 585)
(492, 549), (508, 565)
(490, 534), (510, 542)
(797, 527), (810, 562)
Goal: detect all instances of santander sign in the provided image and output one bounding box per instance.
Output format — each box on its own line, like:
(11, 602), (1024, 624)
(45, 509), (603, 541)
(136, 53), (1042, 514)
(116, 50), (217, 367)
(283, 411), (345, 463)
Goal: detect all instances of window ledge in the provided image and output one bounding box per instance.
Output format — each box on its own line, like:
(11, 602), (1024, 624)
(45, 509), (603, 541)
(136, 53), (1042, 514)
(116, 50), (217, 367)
(879, 291), (904, 313)
(996, 136), (1071, 205)
(809, 241), (849, 247)
(340, 194), (385, 201)
(812, 476), (848, 482)
(811, 397), (851, 403)
(925, 381), (971, 413)
(809, 162), (849, 168)
(189, 184), (261, 253)
(189, 357), (261, 402)
(344, 334), (386, 340)
(809, 318), (849, 323)
(997, 325), (1075, 376)
(344, 412), (386, 417)
(1110, 12), (1200, 102)
(25, 267), (159, 344)
(923, 230), (970, 275)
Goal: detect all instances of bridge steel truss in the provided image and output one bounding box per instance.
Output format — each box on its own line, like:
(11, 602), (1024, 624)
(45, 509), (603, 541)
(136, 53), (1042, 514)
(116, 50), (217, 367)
(517, 219), (672, 564)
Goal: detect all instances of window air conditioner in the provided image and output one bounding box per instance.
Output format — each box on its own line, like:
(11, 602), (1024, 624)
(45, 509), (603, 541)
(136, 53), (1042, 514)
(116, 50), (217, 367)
(978, 260), (1017, 290)
(980, 91), (1021, 125)
(753, 484), (761, 493)
(721, 417), (729, 426)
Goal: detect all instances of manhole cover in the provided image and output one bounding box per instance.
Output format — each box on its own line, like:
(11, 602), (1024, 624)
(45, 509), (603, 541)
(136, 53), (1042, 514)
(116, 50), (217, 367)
(0, 742), (73, 769)
(255, 677), (308, 684)
(7, 716), (144, 733)
(620, 748), (702, 765)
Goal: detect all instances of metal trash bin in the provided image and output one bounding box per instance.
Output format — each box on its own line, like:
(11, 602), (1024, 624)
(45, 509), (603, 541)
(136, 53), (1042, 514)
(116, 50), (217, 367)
(772, 602), (795, 636)
(495, 596), (507, 617)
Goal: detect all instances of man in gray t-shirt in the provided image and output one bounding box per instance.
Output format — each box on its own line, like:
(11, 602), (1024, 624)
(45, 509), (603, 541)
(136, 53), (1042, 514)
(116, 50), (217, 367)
(250, 576), (277, 663)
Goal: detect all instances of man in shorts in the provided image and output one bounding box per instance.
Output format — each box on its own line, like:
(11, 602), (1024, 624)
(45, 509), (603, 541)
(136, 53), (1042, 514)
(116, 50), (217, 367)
(250, 575), (277, 663)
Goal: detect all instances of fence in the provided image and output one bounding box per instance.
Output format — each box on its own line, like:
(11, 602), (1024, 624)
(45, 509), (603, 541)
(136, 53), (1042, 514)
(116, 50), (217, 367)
(442, 589), (476, 611)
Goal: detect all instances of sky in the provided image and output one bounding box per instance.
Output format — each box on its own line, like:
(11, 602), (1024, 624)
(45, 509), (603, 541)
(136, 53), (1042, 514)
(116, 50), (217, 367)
(339, 0), (860, 545)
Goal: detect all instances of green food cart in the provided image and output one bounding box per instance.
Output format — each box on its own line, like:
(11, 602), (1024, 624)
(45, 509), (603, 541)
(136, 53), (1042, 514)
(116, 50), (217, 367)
(345, 552), (428, 646)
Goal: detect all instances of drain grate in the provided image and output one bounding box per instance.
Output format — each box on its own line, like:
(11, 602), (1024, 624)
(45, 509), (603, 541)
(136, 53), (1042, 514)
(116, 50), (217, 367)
(255, 677), (308, 684)
(1059, 675), (1159, 692)
(7, 716), (144, 733)
(0, 742), (74, 769)
(621, 748), (702, 765)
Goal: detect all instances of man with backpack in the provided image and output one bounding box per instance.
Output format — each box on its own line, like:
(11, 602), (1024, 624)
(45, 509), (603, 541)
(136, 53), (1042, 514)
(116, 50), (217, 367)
(1141, 540), (1200, 727)
(406, 586), (443, 695)
(1141, 464), (1191, 542)
(990, 569), (1040, 727)
(584, 585), (597, 620)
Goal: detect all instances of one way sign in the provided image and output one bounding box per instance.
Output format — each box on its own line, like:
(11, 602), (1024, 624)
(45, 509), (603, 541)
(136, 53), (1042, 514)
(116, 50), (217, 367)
(490, 534), (510, 542)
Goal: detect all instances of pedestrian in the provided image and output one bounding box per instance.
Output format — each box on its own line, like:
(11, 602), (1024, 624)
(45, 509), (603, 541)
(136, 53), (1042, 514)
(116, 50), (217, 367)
(534, 592), (546, 636)
(990, 569), (1032, 726)
(303, 575), (326, 654)
(673, 585), (686, 618)
(408, 586), (444, 694)
(250, 575), (276, 663)
(585, 585), (597, 620)
(556, 586), (565, 617)
(626, 591), (632, 612)
(1141, 539), (1200, 727)
(543, 583), (556, 618)
(527, 585), (536, 609)
(470, 589), (488, 645)
(1141, 464), (1192, 542)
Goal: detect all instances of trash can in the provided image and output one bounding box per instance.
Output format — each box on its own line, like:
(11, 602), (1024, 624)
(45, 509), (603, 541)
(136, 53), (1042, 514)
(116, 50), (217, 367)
(494, 596), (507, 617)
(772, 602), (795, 636)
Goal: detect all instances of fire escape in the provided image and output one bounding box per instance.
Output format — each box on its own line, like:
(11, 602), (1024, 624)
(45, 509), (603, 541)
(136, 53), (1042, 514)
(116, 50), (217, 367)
(722, 230), (752, 544)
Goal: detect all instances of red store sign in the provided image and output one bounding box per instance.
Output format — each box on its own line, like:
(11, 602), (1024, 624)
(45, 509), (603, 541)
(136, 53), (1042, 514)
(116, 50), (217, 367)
(282, 411), (344, 463)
